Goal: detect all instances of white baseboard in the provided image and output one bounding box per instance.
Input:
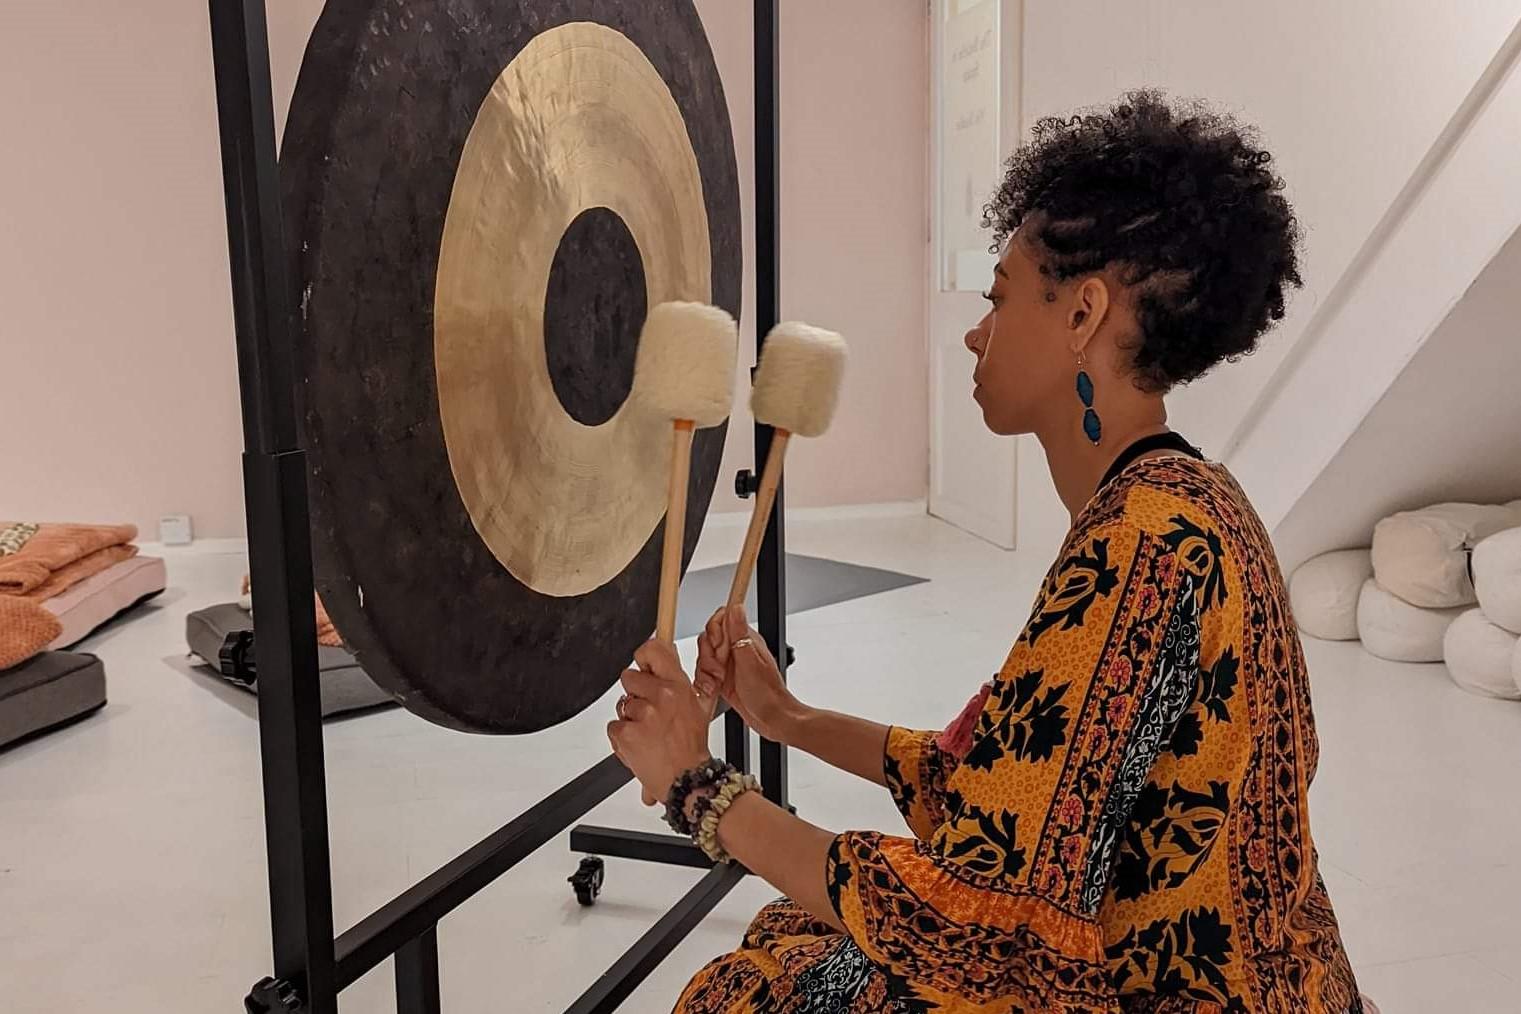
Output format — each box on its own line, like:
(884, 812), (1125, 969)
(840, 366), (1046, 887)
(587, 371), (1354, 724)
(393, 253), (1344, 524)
(137, 538), (248, 556)
(705, 499), (928, 529)
(135, 502), (930, 554)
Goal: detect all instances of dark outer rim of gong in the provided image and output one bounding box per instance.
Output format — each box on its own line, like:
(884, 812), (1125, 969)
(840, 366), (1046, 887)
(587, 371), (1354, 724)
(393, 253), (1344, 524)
(279, 0), (741, 734)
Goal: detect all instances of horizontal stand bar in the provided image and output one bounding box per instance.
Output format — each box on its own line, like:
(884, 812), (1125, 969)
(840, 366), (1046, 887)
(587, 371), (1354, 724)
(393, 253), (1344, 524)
(335, 702), (743, 990)
(569, 827), (713, 870)
(334, 755), (632, 989)
(564, 863), (747, 1014)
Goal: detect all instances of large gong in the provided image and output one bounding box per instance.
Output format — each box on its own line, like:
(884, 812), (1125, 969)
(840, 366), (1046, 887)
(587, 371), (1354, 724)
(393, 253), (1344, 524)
(281, 0), (741, 733)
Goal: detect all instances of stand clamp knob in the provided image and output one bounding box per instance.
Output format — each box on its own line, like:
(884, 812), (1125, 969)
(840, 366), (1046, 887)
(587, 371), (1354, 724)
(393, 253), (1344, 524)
(246, 977), (303, 1013)
(734, 469), (760, 499)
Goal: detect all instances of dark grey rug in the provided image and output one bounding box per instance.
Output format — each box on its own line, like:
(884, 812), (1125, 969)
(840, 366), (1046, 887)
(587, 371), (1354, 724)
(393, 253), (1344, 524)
(675, 554), (927, 639)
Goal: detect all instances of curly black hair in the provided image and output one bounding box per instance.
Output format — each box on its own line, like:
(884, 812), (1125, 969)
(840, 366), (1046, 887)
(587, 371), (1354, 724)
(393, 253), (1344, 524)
(984, 90), (1302, 392)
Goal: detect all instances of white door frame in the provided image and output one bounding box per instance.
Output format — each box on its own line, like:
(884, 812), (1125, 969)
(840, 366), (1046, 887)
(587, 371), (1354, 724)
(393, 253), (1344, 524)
(927, 0), (1023, 548)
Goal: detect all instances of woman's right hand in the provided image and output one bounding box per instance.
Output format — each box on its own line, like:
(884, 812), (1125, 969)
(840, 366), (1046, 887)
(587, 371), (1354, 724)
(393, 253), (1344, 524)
(695, 605), (806, 744)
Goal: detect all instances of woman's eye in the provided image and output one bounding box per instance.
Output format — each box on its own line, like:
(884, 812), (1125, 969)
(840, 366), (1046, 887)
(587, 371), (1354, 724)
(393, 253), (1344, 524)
(981, 290), (999, 306)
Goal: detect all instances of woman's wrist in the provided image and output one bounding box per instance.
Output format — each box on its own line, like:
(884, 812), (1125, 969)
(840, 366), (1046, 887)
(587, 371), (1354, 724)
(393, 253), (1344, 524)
(771, 708), (893, 788)
(660, 758), (762, 863)
(692, 769), (761, 862)
(666, 749), (714, 795)
(768, 698), (814, 747)
(662, 755), (725, 833)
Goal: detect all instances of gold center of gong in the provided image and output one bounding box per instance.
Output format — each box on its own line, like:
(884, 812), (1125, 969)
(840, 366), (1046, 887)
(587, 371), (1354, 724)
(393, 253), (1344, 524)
(435, 22), (713, 598)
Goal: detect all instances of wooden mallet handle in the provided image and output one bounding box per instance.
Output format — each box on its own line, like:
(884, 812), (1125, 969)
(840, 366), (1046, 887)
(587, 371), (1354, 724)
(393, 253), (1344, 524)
(728, 431), (791, 608)
(706, 431), (789, 718)
(656, 420), (697, 645)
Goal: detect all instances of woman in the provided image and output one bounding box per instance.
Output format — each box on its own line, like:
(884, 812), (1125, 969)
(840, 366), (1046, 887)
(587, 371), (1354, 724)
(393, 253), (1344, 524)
(607, 91), (1362, 1013)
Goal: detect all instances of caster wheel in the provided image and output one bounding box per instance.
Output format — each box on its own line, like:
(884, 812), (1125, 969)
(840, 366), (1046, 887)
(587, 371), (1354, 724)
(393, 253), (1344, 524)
(569, 855), (605, 906)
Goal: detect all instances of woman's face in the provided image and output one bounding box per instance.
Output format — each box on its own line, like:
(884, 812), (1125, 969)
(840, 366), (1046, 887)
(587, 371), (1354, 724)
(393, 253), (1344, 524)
(963, 236), (1080, 437)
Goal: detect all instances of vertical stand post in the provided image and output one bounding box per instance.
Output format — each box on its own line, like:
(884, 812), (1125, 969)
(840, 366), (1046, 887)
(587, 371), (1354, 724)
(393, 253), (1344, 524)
(753, 0), (788, 809)
(395, 927), (443, 1014)
(207, 1), (337, 1010)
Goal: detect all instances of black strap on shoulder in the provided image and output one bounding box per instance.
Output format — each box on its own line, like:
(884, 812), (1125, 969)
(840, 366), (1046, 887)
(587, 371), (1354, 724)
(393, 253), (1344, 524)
(1099, 431), (1203, 492)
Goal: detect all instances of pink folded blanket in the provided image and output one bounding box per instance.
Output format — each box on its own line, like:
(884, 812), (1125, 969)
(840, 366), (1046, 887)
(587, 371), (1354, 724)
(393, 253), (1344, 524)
(0, 523), (138, 596)
(23, 545), (140, 602)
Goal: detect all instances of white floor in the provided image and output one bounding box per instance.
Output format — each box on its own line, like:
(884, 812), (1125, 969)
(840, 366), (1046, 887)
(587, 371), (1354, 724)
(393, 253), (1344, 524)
(2, 512), (1518, 1013)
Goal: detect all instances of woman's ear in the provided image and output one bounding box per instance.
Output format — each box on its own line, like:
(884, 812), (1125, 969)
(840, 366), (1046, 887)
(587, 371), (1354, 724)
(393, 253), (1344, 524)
(1068, 276), (1111, 355)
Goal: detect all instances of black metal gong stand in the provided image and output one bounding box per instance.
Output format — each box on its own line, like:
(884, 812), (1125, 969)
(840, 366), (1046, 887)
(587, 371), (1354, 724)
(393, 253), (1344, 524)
(209, 1), (788, 1012)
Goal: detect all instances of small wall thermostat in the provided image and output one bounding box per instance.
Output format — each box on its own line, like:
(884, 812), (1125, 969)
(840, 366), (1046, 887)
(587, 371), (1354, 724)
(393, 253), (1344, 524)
(159, 514), (194, 546)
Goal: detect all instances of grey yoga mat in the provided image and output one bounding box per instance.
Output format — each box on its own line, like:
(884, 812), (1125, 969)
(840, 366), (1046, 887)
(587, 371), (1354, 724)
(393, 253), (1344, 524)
(674, 554), (926, 639)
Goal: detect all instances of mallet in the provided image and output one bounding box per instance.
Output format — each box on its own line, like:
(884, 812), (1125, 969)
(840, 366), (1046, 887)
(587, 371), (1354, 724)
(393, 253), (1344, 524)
(719, 322), (846, 695)
(632, 301), (739, 645)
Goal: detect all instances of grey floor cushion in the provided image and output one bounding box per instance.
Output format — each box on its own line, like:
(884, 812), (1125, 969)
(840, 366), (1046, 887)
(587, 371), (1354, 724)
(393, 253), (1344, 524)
(0, 651), (107, 750)
(185, 603), (396, 718)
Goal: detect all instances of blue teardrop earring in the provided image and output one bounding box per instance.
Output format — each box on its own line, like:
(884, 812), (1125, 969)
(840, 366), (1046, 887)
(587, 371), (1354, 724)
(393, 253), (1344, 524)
(1076, 352), (1102, 445)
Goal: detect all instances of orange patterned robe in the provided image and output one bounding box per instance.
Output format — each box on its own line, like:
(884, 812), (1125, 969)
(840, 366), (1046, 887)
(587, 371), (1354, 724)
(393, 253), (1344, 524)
(676, 458), (1359, 1013)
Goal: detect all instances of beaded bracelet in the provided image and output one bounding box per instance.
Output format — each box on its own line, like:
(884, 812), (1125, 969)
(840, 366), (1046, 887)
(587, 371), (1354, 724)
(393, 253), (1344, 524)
(691, 770), (760, 863)
(663, 757), (731, 836)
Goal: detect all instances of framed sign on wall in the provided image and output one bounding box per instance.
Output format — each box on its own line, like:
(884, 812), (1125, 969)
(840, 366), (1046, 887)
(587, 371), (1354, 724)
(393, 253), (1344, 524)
(937, 0), (1001, 293)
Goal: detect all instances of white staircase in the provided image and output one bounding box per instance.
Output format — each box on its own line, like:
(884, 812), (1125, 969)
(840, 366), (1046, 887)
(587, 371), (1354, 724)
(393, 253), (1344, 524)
(1218, 19), (1521, 567)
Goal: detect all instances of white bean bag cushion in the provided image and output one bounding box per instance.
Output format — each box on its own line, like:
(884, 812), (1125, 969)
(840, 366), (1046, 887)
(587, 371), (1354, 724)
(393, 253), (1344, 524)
(1473, 527), (1521, 634)
(1291, 549), (1373, 641)
(1371, 503), (1520, 609)
(1513, 637), (1521, 695)
(1357, 579), (1466, 662)
(1443, 608), (1521, 700)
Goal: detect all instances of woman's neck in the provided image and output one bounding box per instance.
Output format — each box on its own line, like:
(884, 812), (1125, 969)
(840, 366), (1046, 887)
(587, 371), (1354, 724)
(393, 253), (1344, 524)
(1036, 404), (1169, 522)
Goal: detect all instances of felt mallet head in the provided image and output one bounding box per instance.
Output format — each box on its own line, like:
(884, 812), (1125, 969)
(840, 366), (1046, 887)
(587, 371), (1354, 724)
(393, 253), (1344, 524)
(714, 321), (847, 634)
(751, 322), (847, 437)
(632, 301), (738, 427)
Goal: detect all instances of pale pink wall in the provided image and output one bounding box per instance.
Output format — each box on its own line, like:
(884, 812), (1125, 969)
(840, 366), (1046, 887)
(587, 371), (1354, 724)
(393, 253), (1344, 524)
(0, 2), (927, 537)
(702, 0), (931, 516)
(1, 2), (246, 539)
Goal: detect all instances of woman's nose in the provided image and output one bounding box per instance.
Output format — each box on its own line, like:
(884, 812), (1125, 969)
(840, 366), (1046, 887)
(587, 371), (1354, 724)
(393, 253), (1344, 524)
(964, 325), (985, 357)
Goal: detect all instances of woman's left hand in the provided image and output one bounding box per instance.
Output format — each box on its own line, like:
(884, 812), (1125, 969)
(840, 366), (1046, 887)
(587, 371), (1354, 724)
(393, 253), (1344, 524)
(607, 639), (713, 807)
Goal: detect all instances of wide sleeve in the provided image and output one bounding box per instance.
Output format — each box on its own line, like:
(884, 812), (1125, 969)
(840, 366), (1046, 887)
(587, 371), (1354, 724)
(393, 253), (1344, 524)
(882, 727), (960, 840)
(826, 502), (1213, 1008)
